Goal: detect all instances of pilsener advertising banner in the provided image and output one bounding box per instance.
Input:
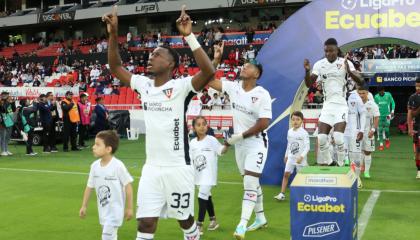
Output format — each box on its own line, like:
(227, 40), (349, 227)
(290, 167), (358, 240)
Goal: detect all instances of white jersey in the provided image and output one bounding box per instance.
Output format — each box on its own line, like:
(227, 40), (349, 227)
(368, 92), (374, 102)
(363, 99), (380, 132)
(285, 127), (310, 162)
(345, 91), (366, 136)
(222, 80), (272, 147)
(87, 157), (133, 227)
(189, 135), (224, 186)
(313, 57), (355, 105)
(131, 75), (196, 166)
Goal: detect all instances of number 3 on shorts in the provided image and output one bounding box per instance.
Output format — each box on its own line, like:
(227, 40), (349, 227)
(170, 193), (190, 209)
(257, 152), (264, 164)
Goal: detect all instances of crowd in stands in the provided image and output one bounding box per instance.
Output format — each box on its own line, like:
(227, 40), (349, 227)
(349, 45), (419, 61)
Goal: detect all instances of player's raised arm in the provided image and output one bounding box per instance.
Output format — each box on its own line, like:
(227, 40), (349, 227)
(304, 59), (318, 88)
(207, 42), (224, 92)
(176, 5), (215, 91)
(103, 6), (132, 85)
(344, 54), (363, 86)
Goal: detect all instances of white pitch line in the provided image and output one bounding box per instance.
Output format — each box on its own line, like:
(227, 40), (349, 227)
(0, 167), (243, 185)
(358, 190), (381, 240)
(1, 168), (420, 192)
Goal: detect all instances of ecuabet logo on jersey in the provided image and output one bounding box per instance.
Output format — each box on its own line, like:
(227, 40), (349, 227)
(163, 88), (173, 99)
(252, 97), (259, 103)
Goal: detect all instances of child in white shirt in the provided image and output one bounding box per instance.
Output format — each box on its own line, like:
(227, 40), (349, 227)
(274, 111), (310, 201)
(189, 116), (228, 235)
(79, 130), (134, 240)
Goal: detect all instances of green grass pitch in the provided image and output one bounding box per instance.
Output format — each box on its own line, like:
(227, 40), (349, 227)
(0, 133), (419, 239)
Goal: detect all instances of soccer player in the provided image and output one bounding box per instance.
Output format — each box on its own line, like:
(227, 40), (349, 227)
(358, 85), (380, 179)
(103, 5), (215, 240)
(344, 87), (366, 187)
(274, 111), (309, 201)
(304, 38), (363, 167)
(79, 130), (134, 240)
(407, 77), (420, 179)
(374, 86), (395, 150)
(189, 116), (228, 235)
(209, 43), (272, 240)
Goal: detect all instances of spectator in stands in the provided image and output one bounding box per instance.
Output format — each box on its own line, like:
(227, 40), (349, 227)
(95, 82), (104, 95)
(103, 84), (113, 95)
(10, 75), (19, 87)
(32, 77), (41, 87)
(222, 92), (230, 105)
(94, 97), (109, 134)
(245, 27), (255, 44)
(209, 93), (223, 110)
(78, 93), (91, 148)
(112, 85), (120, 95)
(182, 69), (191, 78)
(38, 94), (57, 153)
(200, 89), (211, 106)
(246, 45), (256, 63)
(226, 67), (237, 81)
(214, 27), (224, 42)
(61, 91), (80, 152)
(314, 85), (324, 104)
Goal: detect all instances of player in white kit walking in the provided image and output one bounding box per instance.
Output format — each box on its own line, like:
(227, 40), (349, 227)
(103, 5), (215, 240)
(358, 85), (380, 179)
(208, 44), (272, 240)
(304, 38), (363, 166)
(344, 87), (366, 188)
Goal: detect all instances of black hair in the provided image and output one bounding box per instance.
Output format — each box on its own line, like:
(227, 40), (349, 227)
(377, 86), (385, 91)
(160, 45), (180, 69)
(254, 63), (263, 79)
(291, 111), (304, 120)
(80, 93), (87, 98)
(19, 99), (27, 107)
(416, 77), (420, 83)
(358, 84), (369, 91)
(324, 38), (338, 46)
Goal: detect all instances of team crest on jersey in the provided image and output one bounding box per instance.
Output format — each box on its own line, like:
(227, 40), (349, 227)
(351, 102), (355, 107)
(337, 64), (342, 69)
(252, 97), (259, 103)
(162, 88), (173, 99)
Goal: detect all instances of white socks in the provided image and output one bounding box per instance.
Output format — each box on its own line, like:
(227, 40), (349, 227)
(182, 222), (200, 240)
(136, 232), (154, 240)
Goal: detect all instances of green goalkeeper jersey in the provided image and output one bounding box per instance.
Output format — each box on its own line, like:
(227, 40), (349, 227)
(374, 92), (395, 117)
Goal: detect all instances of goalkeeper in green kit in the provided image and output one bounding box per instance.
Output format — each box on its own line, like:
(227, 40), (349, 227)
(374, 87), (395, 150)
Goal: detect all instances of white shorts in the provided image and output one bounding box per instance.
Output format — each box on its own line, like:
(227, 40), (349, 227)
(344, 135), (361, 153)
(235, 144), (267, 175)
(136, 164), (195, 220)
(319, 102), (348, 127)
(102, 225), (118, 240)
(197, 185), (213, 200)
(362, 134), (375, 152)
(284, 159), (307, 174)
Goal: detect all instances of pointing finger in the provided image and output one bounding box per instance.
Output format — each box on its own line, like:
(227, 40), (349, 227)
(181, 5), (186, 15)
